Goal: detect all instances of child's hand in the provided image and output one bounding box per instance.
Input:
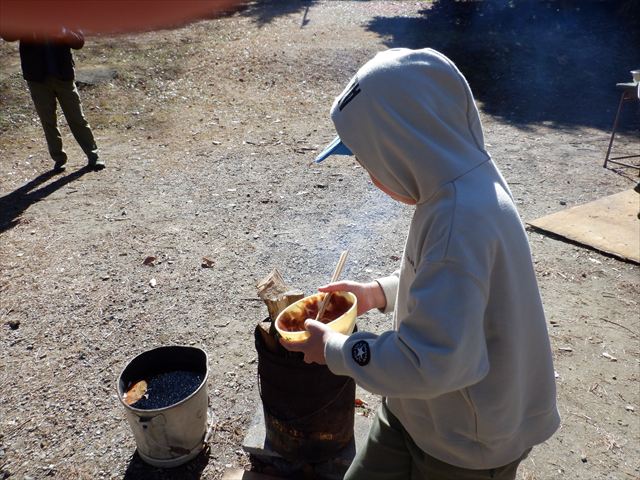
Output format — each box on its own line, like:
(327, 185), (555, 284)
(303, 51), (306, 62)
(319, 280), (386, 315)
(279, 319), (333, 365)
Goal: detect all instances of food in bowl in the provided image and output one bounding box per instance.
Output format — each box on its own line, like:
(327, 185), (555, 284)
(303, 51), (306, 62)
(275, 291), (357, 342)
(278, 293), (353, 331)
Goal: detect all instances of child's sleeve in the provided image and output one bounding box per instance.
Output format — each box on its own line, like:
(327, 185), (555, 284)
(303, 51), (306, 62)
(325, 259), (489, 399)
(375, 269), (399, 314)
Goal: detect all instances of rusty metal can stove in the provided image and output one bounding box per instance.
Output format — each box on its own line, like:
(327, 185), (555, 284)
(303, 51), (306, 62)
(254, 326), (356, 464)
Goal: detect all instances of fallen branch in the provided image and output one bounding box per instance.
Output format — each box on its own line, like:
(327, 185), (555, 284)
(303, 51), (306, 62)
(600, 318), (638, 338)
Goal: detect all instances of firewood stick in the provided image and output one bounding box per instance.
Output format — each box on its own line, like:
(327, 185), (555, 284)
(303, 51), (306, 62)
(315, 250), (349, 321)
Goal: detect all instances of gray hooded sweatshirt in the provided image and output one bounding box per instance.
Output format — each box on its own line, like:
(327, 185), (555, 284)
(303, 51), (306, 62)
(324, 48), (560, 469)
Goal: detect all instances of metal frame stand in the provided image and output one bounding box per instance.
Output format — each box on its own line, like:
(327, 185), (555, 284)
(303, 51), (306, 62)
(603, 83), (640, 175)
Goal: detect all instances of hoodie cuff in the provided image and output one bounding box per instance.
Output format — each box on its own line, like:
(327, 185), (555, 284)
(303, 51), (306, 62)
(325, 332), (350, 376)
(376, 275), (399, 314)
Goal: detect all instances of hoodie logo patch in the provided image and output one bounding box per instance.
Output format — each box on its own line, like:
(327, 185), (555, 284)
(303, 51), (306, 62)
(338, 79), (361, 111)
(352, 340), (370, 366)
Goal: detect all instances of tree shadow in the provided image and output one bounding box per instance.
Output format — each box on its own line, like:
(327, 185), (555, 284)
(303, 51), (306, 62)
(122, 448), (210, 480)
(0, 166), (91, 234)
(239, 0), (318, 28)
(366, 0), (640, 131)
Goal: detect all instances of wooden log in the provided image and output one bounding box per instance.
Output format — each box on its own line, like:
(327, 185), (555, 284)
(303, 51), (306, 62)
(255, 270), (304, 355)
(256, 321), (280, 354)
(256, 269), (304, 320)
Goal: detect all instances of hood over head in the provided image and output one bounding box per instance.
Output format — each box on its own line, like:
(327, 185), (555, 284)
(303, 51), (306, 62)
(330, 48), (489, 204)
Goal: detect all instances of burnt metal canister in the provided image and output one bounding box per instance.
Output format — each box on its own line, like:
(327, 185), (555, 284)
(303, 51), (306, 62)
(117, 345), (210, 468)
(255, 327), (356, 463)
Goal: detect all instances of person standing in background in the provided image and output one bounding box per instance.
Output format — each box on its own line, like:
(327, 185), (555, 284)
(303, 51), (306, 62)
(2, 28), (104, 172)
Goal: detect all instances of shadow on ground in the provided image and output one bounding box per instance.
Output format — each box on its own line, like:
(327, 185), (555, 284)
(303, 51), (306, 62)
(366, 0), (640, 131)
(0, 166), (90, 233)
(239, 0), (317, 28)
(122, 448), (210, 480)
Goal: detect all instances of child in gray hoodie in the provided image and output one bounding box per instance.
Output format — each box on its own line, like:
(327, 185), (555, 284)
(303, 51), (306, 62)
(281, 48), (560, 480)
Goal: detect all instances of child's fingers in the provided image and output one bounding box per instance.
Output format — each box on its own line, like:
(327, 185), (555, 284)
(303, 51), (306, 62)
(318, 281), (353, 292)
(303, 319), (329, 334)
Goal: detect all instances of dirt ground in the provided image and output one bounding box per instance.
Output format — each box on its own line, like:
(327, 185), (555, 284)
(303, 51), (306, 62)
(1, 1), (639, 479)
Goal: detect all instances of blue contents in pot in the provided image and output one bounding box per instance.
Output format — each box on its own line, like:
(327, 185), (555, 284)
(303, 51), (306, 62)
(131, 370), (204, 409)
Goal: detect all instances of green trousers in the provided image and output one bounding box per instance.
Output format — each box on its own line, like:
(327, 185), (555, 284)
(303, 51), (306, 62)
(27, 77), (98, 164)
(345, 401), (531, 480)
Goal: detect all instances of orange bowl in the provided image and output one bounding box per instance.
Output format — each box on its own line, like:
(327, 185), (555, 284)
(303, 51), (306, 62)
(275, 292), (357, 343)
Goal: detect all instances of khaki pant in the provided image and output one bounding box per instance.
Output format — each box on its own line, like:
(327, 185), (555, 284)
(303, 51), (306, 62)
(27, 77), (98, 163)
(345, 401), (531, 480)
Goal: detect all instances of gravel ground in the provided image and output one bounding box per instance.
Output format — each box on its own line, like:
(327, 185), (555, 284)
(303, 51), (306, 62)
(1, 2), (638, 479)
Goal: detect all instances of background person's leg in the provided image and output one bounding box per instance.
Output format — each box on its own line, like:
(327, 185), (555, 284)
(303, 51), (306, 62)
(27, 79), (67, 167)
(344, 401), (413, 480)
(54, 78), (100, 167)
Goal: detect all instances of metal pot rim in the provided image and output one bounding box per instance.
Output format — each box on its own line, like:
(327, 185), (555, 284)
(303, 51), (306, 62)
(116, 345), (209, 413)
